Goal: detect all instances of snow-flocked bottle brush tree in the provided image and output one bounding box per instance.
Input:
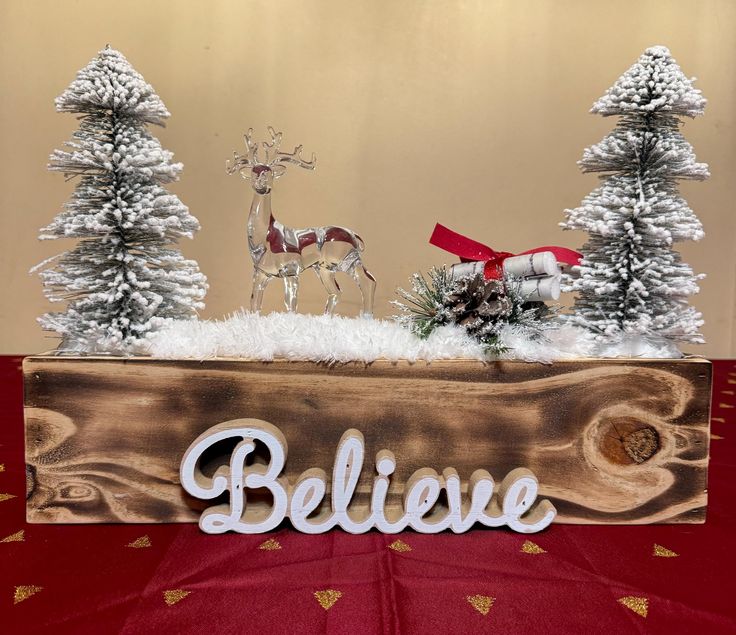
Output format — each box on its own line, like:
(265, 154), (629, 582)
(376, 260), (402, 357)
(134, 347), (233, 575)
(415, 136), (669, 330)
(34, 46), (207, 352)
(561, 45), (707, 348)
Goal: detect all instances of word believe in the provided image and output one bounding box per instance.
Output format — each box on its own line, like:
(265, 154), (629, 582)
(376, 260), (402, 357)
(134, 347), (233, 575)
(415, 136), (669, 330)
(180, 419), (557, 535)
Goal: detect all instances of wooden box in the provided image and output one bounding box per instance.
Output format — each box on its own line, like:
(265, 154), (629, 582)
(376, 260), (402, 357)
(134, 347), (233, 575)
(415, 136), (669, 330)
(23, 356), (712, 525)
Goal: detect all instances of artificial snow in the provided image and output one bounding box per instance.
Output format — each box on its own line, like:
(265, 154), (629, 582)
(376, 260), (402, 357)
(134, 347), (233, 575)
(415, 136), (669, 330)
(139, 311), (682, 363)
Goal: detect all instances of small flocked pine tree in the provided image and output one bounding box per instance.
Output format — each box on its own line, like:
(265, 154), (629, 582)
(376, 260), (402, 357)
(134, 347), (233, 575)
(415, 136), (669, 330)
(561, 46), (707, 345)
(34, 46), (207, 352)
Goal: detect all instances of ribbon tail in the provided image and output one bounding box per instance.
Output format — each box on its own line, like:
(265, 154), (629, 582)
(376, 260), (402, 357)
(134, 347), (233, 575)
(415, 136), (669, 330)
(429, 223), (496, 262)
(518, 246), (583, 268)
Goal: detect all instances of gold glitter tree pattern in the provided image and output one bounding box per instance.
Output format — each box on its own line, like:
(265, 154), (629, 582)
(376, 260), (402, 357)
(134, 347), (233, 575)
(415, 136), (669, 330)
(314, 589), (342, 610)
(388, 539), (412, 553)
(521, 540), (546, 554)
(1, 530), (25, 543)
(163, 590), (191, 606)
(14, 585), (42, 604)
(259, 538), (282, 551)
(466, 595), (495, 616)
(653, 544), (678, 558)
(618, 596), (648, 618)
(127, 535), (152, 548)
(0, 493), (16, 502)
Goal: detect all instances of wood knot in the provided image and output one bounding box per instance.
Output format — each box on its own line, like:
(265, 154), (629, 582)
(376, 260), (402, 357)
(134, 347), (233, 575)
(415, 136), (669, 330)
(623, 428), (659, 464)
(60, 483), (97, 501)
(599, 418), (660, 465)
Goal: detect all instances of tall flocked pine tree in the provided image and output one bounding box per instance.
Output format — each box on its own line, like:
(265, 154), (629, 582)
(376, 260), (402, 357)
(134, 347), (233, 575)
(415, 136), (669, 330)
(34, 46), (207, 352)
(561, 46), (707, 347)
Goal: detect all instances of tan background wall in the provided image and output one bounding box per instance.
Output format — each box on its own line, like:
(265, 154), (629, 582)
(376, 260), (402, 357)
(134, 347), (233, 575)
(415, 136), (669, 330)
(1, 0), (734, 356)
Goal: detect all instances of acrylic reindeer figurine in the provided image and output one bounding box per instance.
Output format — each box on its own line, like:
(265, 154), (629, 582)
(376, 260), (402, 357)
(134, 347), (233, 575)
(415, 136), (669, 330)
(227, 128), (376, 317)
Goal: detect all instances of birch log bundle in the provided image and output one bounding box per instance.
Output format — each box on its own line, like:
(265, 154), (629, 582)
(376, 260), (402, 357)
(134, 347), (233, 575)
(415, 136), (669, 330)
(450, 251), (562, 301)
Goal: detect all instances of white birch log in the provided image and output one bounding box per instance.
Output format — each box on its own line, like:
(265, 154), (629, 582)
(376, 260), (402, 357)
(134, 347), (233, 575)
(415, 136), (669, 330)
(449, 261), (486, 281)
(503, 252), (559, 278)
(449, 252), (560, 283)
(520, 275), (561, 301)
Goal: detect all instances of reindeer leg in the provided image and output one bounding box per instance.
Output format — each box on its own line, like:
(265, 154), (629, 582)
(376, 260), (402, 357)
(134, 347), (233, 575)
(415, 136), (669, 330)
(251, 269), (271, 313)
(353, 262), (376, 318)
(283, 276), (299, 312)
(316, 267), (341, 316)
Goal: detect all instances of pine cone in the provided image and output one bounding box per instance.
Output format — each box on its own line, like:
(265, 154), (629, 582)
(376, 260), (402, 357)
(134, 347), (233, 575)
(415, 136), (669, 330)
(443, 275), (512, 337)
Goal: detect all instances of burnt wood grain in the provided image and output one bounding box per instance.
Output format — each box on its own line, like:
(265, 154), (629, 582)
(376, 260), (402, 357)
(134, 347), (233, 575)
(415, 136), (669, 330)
(23, 356), (712, 525)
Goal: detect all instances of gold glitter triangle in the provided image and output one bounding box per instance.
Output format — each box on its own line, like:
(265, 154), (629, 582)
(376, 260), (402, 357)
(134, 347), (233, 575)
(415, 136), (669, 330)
(653, 544), (678, 558)
(314, 589), (342, 610)
(127, 535), (151, 548)
(713, 417), (726, 423)
(618, 596), (648, 618)
(14, 585), (42, 604)
(259, 538), (281, 551)
(0, 493), (16, 502)
(1, 530), (25, 543)
(163, 589), (190, 606)
(712, 434), (725, 440)
(521, 540), (546, 554)
(388, 539), (412, 553)
(466, 594), (494, 616)
(0, 463), (5, 472)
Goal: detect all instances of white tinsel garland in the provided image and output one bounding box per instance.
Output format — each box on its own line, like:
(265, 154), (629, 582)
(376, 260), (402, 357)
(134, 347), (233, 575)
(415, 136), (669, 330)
(137, 311), (685, 363)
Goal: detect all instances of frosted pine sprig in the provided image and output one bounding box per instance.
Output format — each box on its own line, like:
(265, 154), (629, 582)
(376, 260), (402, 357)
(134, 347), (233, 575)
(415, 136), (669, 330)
(393, 267), (554, 355)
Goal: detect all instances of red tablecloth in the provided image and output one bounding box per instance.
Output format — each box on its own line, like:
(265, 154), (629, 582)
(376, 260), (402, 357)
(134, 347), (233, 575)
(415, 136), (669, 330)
(1, 356), (735, 634)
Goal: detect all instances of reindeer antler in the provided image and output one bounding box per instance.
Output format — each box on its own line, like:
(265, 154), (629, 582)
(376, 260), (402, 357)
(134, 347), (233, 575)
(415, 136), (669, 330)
(268, 127), (317, 170)
(226, 127), (317, 176)
(262, 127), (283, 161)
(226, 128), (260, 176)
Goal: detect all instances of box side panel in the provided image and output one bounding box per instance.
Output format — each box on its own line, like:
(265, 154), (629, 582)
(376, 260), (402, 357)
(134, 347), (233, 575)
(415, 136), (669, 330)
(23, 357), (711, 524)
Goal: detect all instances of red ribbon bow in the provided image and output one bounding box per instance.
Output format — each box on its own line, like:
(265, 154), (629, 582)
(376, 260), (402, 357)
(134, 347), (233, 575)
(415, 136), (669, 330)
(429, 223), (582, 280)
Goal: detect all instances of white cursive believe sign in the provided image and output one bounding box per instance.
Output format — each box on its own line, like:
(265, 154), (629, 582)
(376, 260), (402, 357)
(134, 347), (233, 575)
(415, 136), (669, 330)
(180, 419), (556, 535)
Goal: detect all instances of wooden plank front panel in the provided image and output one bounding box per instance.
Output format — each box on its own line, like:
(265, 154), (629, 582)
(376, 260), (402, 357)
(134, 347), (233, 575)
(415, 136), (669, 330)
(23, 357), (712, 525)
